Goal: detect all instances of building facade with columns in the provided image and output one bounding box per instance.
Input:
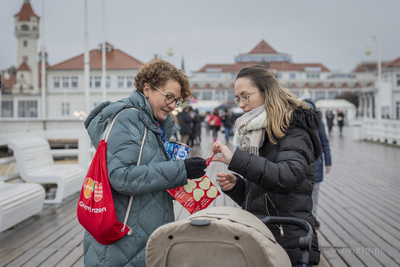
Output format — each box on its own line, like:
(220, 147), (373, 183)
(357, 57), (400, 119)
(189, 40), (375, 113)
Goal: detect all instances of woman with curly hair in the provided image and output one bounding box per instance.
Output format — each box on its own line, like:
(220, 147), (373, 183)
(211, 65), (322, 266)
(83, 59), (207, 267)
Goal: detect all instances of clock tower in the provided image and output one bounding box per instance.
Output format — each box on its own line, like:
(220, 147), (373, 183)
(14, 0), (40, 93)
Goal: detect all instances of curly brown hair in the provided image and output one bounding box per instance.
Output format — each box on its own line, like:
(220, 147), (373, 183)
(134, 59), (192, 103)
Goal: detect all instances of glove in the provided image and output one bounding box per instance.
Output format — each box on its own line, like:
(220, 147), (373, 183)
(184, 157), (207, 179)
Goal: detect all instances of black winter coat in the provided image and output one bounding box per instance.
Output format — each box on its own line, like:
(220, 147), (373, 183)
(177, 110), (192, 136)
(225, 107), (322, 265)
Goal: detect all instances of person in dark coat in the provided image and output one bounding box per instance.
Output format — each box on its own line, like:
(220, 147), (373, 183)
(177, 106), (192, 145)
(304, 98), (332, 229)
(221, 109), (235, 144)
(189, 107), (202, 146)
(337, 109), (345, 136)
(325, 110), (334, 136)
(211, 65), (322, 267)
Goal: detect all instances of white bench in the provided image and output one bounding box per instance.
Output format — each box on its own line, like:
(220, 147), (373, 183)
(7, 137), (86, 204)
(0, 157), (45, 233)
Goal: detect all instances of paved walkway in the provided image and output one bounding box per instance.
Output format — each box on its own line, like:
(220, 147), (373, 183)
(0, 125), (399, 266)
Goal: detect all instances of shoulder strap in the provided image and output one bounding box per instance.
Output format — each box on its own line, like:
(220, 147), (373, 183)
(100, 108), (147, 234)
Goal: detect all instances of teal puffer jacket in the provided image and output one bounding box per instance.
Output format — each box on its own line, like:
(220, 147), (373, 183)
(83, 91), (188, 267)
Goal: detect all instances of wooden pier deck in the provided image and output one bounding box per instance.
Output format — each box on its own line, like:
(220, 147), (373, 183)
(0, 125), (399, 266)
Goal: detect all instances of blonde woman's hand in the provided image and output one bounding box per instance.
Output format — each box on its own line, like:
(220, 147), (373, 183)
(216, 173), (237, 191)
(211, 140), (233, 165)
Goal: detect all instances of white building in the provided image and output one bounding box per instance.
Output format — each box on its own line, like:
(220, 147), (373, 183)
(189, 40), (374, 112)
(1, 0), (144, 119)
(46, 42), (143, 118)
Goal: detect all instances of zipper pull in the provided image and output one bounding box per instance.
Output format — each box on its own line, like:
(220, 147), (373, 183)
(279, 225), (284, 236)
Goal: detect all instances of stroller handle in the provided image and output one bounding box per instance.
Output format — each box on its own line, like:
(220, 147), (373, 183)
(257, 216), (312, 267)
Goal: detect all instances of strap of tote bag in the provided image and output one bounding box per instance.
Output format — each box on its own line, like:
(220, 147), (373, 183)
(101, 108), (147, 234)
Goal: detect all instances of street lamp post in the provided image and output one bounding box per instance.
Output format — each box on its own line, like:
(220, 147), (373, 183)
(364, 36), (382, 120)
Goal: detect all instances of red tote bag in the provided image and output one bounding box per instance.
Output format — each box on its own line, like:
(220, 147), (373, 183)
(77, 108), (146, 245)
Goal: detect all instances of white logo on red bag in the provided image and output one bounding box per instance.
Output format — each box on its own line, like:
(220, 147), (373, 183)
(83, 177), (95, 199)
(94, 182), (103, 202)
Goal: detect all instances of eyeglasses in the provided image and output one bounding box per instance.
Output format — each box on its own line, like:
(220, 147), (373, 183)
(234, 92), (258, 106)
(151, 85), (183, 107)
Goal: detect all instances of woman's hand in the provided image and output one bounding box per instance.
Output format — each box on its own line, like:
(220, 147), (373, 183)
(216, 173), (237, 191)
(211, 140), (233, 165)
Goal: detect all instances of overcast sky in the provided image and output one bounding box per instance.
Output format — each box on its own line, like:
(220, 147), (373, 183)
(1, 0), (400, 75)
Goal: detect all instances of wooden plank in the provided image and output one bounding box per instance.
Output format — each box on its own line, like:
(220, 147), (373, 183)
(0, 194), (78, 255)
(54, 244), (83, 267)
(21, 248), (57, 267)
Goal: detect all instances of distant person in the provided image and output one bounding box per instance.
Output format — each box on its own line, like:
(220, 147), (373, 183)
(177, 106), (192, 144)
(337, 109), (345, 136)
(221, 109), (235, 144)
(189, 107), (202, 146)
(83, 59), (206, 267)
(325, 110), (334, 136)
(204, 111), (211, 136)
(208, 109), (222, 143)
(304, 99), (332, 229)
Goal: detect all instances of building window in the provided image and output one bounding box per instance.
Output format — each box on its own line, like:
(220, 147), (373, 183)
(53, 77), (60, 88)
(1, 101), (13, 118)
(366, 67), (375, 72)
(118, 76), (125, 88)
(62, 102), (70, 116)
(328, 92), (338, 99)
(21, 25), (29, 31)
(306, 73), (320, 79)
(290, 73), (296, 79)
(62, 77), (70, 88)
(94, 76), (101, 88)
(315, 92), (326, 100)
(23, 56), (28, 62)
(18, 100), (37, 117)
(397, 74), (400, 86)
(228, 91), (235, 101)
(202, 92), (212, 100)
(32, 26), (36, 31)
(215, 91), (223, 101)
(71, 77), (78, 88)
(90, 77), (93, 88)
(23, 40), (28, 47)
(106, 76), (110, 88)
(396, 102), (400, 119)
(127, 76), (134, 88)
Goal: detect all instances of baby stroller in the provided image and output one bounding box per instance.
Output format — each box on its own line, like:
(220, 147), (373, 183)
(146, 206), (312, 267)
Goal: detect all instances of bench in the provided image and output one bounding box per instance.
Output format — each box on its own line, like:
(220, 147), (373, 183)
(0, 157), (45, 233)
(7, 137), (86, 204)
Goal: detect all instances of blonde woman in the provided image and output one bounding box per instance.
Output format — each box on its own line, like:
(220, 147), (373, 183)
(211, 65), (322, 267)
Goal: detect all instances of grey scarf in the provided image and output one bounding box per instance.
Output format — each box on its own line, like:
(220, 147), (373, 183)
(233, 105), (268, 155)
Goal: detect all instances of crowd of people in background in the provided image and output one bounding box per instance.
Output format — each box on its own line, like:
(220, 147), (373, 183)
(176, 107), (240, 146)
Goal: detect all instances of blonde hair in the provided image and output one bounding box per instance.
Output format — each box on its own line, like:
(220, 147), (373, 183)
(134, 59), (192, 102)
(237, 65), (308, 145)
